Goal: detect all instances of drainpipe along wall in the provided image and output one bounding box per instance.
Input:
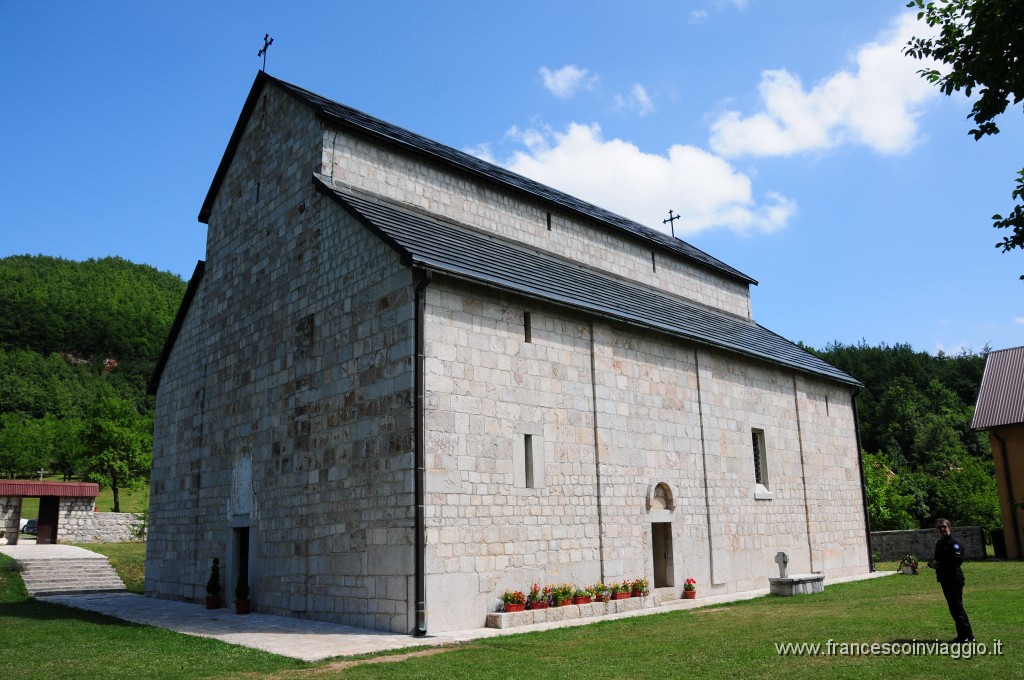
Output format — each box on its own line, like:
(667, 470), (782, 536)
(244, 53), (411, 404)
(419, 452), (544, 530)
(414, 270), (432, 635)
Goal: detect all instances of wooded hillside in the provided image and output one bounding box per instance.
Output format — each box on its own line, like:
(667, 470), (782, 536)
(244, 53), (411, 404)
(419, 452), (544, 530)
(813, 342), (999, 532)
(0, 255), (185, 509)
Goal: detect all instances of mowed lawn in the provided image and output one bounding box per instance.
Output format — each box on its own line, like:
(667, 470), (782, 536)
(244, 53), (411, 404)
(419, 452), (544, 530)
(0, 551), (1021, 679)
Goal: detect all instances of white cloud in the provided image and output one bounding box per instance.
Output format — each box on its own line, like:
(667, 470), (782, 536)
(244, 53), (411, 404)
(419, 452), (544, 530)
(709, 13), (938, 157)
(539, 65), (597, 99)
(1014, 317), (1024, 325)
(501, 122), (795, 235)
(614, 84), (654, 116)
(690, 9), (708, 23)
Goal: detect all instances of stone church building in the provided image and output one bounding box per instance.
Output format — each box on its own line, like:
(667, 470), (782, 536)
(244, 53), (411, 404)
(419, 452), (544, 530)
(146, 72), (870, 634)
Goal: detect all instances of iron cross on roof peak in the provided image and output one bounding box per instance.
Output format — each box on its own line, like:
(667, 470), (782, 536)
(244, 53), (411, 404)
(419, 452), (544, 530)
(258, 34), (274, 72)
(663, 210), (681, 238)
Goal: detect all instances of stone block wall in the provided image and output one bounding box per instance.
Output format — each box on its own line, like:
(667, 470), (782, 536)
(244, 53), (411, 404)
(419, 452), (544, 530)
(321, 129), (753, 320)
(871, 527), (986, 562)
(60, 508), (144, 544)
(422, 277), (869, 632)
(148, 86), (417, 633)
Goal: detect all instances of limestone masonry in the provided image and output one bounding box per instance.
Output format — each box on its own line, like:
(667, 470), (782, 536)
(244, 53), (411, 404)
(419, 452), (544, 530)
(146, 73), (870, 634)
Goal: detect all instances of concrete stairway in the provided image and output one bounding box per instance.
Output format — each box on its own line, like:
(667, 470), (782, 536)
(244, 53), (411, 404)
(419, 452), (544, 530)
(12, 547), (126, 596)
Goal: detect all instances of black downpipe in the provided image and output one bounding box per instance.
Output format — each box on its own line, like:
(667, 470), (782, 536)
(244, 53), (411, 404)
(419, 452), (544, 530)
(414, 271), (432, 635)
(992, 430), (1022, 560)
(851, 389), (874, 571)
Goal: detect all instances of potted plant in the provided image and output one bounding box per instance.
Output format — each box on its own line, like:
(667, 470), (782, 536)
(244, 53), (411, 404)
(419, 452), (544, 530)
(205, 558), (222, 609)
(899, 554), (920, 575)
(611, 581), (631, 600)
(573, 587), (594, 605)
(235, 569), (251, 614)
(631, 577), (650, 597)
(592, 582), (610, 603)
(501, 589), (527, 612)
(527, 583), (550, 610)
(553, 583), (574, 606)
(683, 577), (697, 599)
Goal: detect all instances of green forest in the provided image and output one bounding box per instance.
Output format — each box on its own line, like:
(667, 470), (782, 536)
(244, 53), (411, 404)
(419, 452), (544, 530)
(0, 254), (1001, 531)
(813, 342), (1000, 532)
(0, 255), (185, 510)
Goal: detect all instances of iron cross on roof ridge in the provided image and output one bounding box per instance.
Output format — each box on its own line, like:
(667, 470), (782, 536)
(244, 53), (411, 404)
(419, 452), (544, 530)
(258, 34), (274, 72)
(663, 209), (681, 238)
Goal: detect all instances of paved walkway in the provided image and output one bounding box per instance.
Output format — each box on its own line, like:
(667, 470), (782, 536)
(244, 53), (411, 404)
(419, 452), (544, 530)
(1, 544), (893, 662)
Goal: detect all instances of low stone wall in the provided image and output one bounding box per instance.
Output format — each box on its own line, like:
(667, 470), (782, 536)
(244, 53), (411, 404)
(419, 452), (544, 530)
(871, 527), (986, 562)
(59, 503), (144, 544)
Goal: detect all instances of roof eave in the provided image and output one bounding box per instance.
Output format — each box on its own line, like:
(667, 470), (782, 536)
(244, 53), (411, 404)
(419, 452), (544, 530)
(198, 72), (273, 224)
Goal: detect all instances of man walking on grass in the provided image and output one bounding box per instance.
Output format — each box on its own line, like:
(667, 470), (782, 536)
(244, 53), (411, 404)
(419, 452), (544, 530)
(927, 518), (974, 643)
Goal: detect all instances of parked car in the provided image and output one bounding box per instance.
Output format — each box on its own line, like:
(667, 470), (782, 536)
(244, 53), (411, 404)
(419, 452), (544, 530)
(22, 518), (37, 535)
(19, 518), (27, 532)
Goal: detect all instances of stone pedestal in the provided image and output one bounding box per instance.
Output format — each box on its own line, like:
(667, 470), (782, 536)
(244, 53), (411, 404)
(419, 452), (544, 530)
(769, 573), (824, 596)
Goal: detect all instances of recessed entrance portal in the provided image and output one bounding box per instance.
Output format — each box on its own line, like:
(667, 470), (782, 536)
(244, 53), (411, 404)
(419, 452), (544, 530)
(651, 522), (674, 588)
(233, 527), (250, 602)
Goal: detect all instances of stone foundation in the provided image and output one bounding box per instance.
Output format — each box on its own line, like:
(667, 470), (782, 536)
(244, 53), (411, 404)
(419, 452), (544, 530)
(486, 595), (656, 629)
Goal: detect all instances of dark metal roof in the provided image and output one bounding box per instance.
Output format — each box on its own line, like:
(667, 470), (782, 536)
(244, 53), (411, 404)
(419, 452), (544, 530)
(972, 345), (1024, 430)
(201, 72), (756, 286)
(315, 176), (858, 386)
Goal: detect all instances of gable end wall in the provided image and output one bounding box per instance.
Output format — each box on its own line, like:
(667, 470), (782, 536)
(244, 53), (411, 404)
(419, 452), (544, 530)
(148, 86), (418, 633)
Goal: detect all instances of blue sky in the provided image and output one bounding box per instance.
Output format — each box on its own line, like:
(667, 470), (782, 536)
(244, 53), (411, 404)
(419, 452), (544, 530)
(2, 1), (1021, 355)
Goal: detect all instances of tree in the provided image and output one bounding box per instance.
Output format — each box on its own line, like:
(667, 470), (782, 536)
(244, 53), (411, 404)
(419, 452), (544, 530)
(82, 398), (152, 512)
(0, 412), (53, 478)
(863, 452), (919, 530)
(905, 0), (1024, 277)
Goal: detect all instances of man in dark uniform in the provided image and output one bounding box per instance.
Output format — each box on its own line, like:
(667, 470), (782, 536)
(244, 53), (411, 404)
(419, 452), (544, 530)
(927, 518), (974, 642)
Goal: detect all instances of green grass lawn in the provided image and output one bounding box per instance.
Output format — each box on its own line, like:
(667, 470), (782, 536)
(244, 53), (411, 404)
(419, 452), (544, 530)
(1, 555), (1021, 679)
(72, 541), (146, 593)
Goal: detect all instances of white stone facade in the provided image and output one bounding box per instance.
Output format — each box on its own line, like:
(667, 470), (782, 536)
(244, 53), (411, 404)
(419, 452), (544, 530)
(147, 76), (869, 635)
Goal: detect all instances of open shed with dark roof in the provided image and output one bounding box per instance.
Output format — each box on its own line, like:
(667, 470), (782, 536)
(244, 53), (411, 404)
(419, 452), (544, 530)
(972, 345), (1024, 559)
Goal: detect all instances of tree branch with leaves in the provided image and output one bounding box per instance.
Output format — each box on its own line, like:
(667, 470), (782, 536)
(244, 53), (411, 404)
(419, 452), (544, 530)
(905, 0), (1024, 277)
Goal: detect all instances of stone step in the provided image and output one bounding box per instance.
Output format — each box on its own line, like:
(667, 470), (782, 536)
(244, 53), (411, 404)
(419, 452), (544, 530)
(17, 555), (126, 597)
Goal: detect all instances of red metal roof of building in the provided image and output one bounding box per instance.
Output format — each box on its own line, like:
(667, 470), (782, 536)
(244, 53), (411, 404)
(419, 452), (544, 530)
(972, 345), (1024, 430)
(0, 480), (99, 497)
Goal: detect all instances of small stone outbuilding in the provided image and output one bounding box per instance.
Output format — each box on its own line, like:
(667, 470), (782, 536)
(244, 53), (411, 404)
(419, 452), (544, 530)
(0, 480), (99, 544)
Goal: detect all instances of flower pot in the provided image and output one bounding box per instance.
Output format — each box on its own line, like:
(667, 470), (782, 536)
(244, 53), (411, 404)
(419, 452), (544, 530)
(631, 590), (642, 598)
(235, 599), (251, 614)
(612, 592), (630, 600)
(504, 603), (525, 612)
(683, 590), (696, 599)
(205, 595), (221, 609)
(530, 601), (549, 610)
(555, 598), (571, 607)
(573, 596), (592, 605)
(901, 565), (918, 575)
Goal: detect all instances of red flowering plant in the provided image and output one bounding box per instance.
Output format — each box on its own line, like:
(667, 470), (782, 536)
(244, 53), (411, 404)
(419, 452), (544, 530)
(683, 578), (697, 592)
(631, 577), (650, 595)
(527, 583), (551, 606)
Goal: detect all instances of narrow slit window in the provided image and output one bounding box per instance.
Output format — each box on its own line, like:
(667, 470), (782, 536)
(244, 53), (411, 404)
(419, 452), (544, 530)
(546, 212), (552, 231)
(825, 395), (830, 416)
(524, 435), (535, 488)
(651, 251), (657, 272)
(751, 429), (769, 489)
(523, 311), (532, 343)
